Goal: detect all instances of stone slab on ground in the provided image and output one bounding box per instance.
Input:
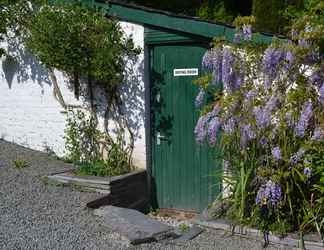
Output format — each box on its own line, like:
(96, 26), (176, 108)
(94, 206), (173, 245)
(174, 226), (204, 242)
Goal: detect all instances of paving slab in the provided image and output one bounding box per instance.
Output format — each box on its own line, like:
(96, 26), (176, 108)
(94, 206), (173, 244)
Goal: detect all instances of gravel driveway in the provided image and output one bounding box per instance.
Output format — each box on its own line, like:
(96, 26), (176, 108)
(0, 140), (293, 250)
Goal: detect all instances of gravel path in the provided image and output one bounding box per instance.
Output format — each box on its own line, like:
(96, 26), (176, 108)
(0, 140), (294, 250)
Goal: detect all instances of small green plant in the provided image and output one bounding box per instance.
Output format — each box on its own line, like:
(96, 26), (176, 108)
(178, 223), (190, 233)
(148, 207), (159, 216)
(13, 159), (28, 169)
(64, 109), (132, 177)
(64, 109), (101, 164)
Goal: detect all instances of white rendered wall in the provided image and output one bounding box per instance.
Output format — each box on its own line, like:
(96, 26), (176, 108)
(0, 21), (147, 168)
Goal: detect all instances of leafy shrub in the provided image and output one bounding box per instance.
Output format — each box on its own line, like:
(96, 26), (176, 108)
(64, 109), (132, 177)
(13, 159), (28, 169)
(64, 109), (101, 164)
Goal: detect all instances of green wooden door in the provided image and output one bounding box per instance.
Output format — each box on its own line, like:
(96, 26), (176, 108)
(151, 44), (222, 212)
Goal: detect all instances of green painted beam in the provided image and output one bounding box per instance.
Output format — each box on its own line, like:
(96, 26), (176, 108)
(67, 0), (277, 44)
(92, 1), (275, 44)
(94, 1), (225, 38)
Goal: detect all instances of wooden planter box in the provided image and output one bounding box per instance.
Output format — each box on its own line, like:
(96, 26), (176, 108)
(45, 169), (149, 212)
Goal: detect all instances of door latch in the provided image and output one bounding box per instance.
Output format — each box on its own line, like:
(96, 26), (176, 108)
(156, 132), (165, 145)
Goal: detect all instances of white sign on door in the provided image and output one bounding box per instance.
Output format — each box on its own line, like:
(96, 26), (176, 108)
(173, 68), (199, 76)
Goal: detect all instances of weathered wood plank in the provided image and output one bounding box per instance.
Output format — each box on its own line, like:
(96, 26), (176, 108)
(47, 176), (110, 189)
(49, 174), (111, 185)
(86, 170), (149, 212)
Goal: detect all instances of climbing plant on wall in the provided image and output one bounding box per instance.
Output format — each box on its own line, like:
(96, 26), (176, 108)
(1, 1), (141, 175)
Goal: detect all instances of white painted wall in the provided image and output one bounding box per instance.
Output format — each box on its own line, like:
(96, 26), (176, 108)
(0, 21), (147, 168)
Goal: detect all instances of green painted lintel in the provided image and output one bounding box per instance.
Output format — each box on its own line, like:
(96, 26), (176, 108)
(95, 1), (226, 38)
(91, 1), (275, 44)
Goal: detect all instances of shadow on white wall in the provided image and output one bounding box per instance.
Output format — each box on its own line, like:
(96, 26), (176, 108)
(2, 38), (51, 90)
(0, 35), (146, 164)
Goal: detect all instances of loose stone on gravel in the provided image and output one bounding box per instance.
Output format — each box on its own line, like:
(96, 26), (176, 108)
(94, 206), (174, 245)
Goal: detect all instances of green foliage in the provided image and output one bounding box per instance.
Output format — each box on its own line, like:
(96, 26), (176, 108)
(197, 0), (253, 24)
(306, 141), (324, 209)
(0, 3), (6, 57)
(103, 131), (131, 176)
(13, 159), (28, 168)
(64, 109), (132, 177)
(77, 159), (129, 177)
(178, 223), (190, 233)
(290, 0), (324, 47)
(129, 0), (202, 16)
(26, 2), (139, 88)
(232, 16), (255, 28)
(197, 1), (235, 24)
(64, 109), (101, 164)
(148, 207), (159, 216)
(252, 0), (286, 34)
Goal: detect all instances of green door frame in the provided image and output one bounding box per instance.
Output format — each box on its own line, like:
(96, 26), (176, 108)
(145, 26), (220, 211)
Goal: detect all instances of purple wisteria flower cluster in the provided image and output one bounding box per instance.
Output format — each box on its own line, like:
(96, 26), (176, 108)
(202, 48), (223, 84)
(310, 67), (324, 87)
(208, 117), (222, 145)
(195, 88), (205, 108)
(285, 50), (295, 70)
(311, 127), (323, 141)
(289, 148), (305, 165)
(212, 48), (223, 84)
(309, 67), (324, 105)
(259, 136), (268, 147)
(245, 90), (257, 103)
(201, 46), (244, 91)
(242, 25), (252, 41)
(294, 101), (313, 137)
(253, 96), (278, 129)
(240, 124), (256, 148)
(202, 49), (215, 71)
(319, 84), (324, 104)
(222, 47), (243, 92)
(271, 146), (281, 161)
(194, 105), (221, 145)
(303, 167), (312, 178)
(262, 46), (297, 89)
(234, 25), (252, 43)
(285, 111), (294, 128)
(256, 180), (282, 208)
(298, 38), (320, 65)
(262, 47), (286, 89)
(222, 117), (236, 135)
(194, 114), (212, 144)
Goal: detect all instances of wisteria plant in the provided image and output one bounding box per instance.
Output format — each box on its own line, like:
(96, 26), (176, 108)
(194, 1), (324, 241)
